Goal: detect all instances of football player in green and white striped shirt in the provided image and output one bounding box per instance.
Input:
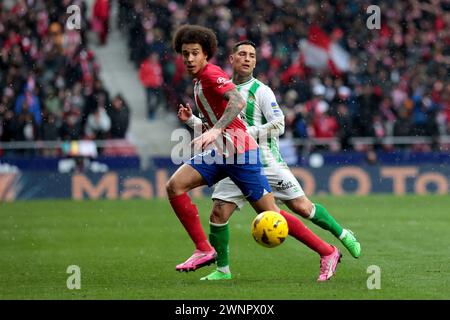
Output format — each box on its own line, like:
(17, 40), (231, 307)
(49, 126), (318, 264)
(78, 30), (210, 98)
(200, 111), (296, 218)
(179, 40), (360, 281)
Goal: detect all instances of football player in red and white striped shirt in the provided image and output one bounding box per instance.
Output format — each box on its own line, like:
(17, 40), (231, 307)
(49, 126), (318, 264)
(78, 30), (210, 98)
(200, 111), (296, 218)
(166, 25), (340, 281)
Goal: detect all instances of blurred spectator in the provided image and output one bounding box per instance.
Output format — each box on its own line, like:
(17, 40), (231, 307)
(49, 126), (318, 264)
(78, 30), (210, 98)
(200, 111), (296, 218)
(292, 105), (309, 140)
(60, 108), (83, 141)
(107, 94), (130, 139)
(85, 106), (111, 140)
(44, 86), (63, 119)
(83, 79), (110, 121)
(117, 0), (133, 30)
(139, 52), (165, 120)
(15, 103), (38, 155)
(92, 0), (110, 45)
(353, 85), (382, 137)
(335, 103), (353, 151)
(312, 108), (339, 140)
(15, 84), (42, 127)
(41, 113), (60, 141)
(393, 108), (413, 149)
(40, 113), (60, 157)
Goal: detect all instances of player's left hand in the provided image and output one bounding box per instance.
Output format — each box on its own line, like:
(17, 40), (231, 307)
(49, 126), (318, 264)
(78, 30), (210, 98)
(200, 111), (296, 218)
(177, 103), (192, 122)
(191, 128), (222, 150)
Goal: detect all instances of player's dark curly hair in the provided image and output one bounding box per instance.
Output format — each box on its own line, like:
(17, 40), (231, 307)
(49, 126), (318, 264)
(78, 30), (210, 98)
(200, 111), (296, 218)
(172, 25), (218, 61)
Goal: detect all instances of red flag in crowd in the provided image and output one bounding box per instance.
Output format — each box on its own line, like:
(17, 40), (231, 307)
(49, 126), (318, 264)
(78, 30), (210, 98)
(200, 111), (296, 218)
(299, 25), (350, 77)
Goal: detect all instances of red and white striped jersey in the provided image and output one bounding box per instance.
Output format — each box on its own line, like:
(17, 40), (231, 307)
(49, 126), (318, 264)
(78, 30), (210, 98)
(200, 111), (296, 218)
(194, 63), (257, 154)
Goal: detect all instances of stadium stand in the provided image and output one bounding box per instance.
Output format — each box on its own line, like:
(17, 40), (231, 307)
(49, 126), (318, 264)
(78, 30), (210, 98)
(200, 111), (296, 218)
(1, 0), (449, 165)
(0, 0), (135, 161)
(119, 0), (449, 153)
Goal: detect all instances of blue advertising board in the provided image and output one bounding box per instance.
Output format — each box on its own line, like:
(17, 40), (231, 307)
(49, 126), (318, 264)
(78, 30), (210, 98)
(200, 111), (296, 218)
(1, 164), (448, 201)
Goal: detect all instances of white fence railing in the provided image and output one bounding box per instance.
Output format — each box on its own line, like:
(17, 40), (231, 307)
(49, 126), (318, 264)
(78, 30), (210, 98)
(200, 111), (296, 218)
(0, 139), (138, 158)
(290, 135), (450, 148)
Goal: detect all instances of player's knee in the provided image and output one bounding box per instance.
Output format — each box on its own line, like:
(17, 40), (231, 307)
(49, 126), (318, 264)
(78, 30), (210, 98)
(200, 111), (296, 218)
(210, 201), (233, 224)
(292, 197), (313, 218)
(210, 210), (229, 224)
(166, 178), (180, 198)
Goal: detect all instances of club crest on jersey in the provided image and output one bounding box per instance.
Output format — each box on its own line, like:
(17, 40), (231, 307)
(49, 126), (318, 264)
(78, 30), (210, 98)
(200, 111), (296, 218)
(217, 77), (232, 88)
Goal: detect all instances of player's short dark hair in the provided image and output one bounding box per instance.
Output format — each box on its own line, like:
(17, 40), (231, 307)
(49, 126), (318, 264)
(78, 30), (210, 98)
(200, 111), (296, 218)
(232, 40), (257, 53)
(172, 25), (218, 60)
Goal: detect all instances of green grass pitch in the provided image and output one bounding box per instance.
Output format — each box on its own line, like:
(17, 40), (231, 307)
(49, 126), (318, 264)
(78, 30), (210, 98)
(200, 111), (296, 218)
(1, 195), (449, 299)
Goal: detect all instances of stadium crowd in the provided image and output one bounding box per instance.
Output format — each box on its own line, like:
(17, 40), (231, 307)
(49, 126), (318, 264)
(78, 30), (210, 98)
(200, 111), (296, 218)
(1, 0), (449, 155)
(0, 0), (130, 156)
(120, 0), (449, 151)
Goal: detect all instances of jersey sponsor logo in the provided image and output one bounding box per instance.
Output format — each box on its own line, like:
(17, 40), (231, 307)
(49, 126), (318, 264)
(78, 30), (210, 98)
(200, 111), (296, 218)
(275, 180), (296, 191)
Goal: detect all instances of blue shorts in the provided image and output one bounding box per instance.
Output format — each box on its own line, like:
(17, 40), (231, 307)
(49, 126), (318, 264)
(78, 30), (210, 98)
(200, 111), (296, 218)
(187, 149), (271, 202)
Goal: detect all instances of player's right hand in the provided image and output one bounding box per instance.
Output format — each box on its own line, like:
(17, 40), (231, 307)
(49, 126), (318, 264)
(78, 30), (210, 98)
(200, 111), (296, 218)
(177, 103), (193, 122)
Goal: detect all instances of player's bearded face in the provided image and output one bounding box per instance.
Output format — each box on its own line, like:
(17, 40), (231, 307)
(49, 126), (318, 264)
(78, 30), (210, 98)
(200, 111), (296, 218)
(181, 43), (208, 76)
(231, 45), (256, 76)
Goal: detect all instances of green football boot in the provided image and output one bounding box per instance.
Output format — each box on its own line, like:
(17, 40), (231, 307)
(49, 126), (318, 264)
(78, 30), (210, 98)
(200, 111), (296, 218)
(341, 229), (361, 258)
(200, 270), (232, 281)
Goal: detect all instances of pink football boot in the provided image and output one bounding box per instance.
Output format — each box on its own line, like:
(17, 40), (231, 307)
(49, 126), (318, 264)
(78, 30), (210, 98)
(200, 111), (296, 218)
(176, 249), (217, 272)
(317, 246), (342, 281)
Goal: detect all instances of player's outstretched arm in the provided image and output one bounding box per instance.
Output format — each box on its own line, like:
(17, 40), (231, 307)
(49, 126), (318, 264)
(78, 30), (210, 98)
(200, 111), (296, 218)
(248, 116), (285, 139)
(178, 103), (202, 129)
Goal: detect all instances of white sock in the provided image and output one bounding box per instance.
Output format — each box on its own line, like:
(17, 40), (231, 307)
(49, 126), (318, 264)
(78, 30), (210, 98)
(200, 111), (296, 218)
(308, 204), (316, 220)
(209, 221), (229, 227)
(217, 266), (230, 274)
(339, 229), (347, 240)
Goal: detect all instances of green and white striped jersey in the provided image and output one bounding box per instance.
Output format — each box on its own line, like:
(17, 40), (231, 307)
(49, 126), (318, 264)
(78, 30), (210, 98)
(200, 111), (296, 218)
(236, 77), (287, 168)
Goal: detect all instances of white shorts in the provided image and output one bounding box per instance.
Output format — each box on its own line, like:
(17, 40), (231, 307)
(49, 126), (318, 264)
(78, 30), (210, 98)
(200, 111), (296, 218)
(212, 167), (305, 210)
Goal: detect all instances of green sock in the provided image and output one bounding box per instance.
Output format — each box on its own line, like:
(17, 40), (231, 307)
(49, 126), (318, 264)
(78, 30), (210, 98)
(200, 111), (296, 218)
(310, 203), (344, 239)
(209, 222), (229, 268)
